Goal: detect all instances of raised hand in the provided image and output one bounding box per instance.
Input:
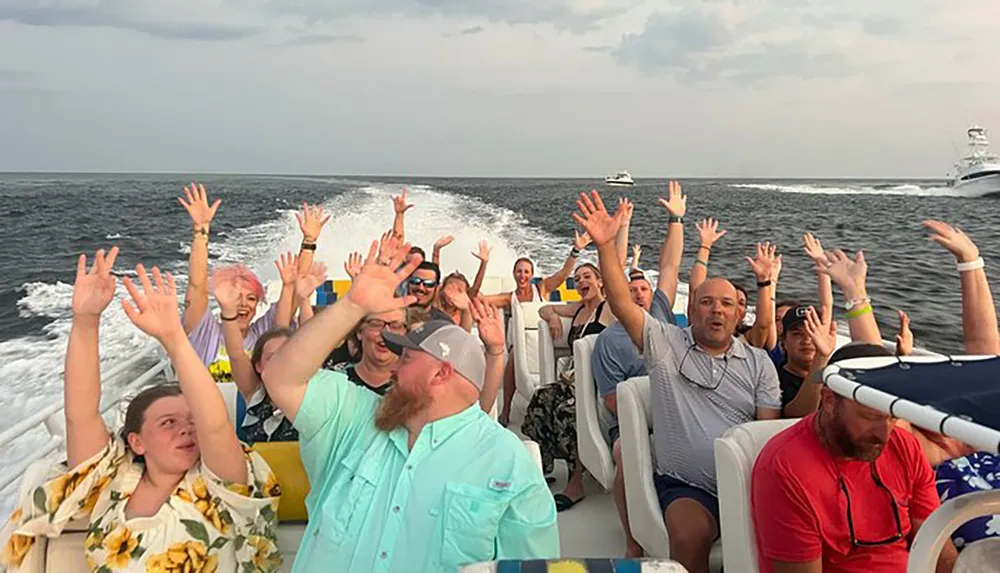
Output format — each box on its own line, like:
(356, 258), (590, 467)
(393, 188), (415, 215)
(212, 277), (242, 316)
(696, 218), (727, 249)
(121, 265), (184, 342)
(746, 241), (780, 283)
(178, 183), (220, 229)
(657, 180), (687, 218)
(574, 230), (593, 250)
(923, 220), (980, 263)
(803, 306), (837, 358)
(443, 281), (471, 311)
(819, 249), (868, 292)
(434, 235), (455, 251)
(895, 310), (913, 357)
(473, 240), (492, 263)
(631, 244), (642, 268)
(572, 190), (624, 247)
(345, 240), (422, 314)
(803, 232), (830, 269)
(275, 252), (299, 285)
(470, 298), (505, 352)
(379, 230), (400, 259)
(72, 247), (120, 319)
(618, 197), (635, 222)
(296, 203), (331, 243)
(295, 262), (328, 301)
(344, 252), (363, 279)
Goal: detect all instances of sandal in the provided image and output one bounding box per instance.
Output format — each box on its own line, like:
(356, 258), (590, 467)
(553, 493), (582, 512)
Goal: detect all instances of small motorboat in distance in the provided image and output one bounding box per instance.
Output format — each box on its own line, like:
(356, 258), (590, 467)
(946, 125), (1000, 197)
(605, 170), (634, 186)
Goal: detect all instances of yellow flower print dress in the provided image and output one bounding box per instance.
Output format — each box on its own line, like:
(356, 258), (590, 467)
(0, 438), (282, 572)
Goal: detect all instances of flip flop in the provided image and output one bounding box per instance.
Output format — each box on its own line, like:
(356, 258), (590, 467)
(553, 493), (582, 512)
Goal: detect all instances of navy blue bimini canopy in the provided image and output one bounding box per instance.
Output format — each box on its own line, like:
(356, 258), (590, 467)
(824, 356), (1000, 454)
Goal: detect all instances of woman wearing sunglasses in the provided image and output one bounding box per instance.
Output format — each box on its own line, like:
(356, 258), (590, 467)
(328, 310), (409, 395)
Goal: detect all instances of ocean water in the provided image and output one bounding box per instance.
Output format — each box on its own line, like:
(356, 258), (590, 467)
(0, 173), (998, 515)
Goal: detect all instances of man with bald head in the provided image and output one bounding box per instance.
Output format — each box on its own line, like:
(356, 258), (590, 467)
(573, 189), (781, 573)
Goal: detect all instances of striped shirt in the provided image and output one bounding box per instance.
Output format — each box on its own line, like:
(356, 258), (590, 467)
(642, 312), (781, 494)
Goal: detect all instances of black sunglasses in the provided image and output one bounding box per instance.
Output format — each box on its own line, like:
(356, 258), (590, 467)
(407, 277), (438, 288)
(677, 342), (729, 390)
(840, 463), (904, 547)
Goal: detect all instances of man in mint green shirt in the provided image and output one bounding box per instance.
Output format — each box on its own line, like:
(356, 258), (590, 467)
(262, 241), (559, 573)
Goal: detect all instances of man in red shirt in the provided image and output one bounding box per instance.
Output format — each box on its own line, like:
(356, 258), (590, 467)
(751, 343), (959, 572)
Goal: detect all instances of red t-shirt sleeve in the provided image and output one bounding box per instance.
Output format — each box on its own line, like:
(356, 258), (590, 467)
(752, 455), (823, 563)
(898, 430), (941, 522)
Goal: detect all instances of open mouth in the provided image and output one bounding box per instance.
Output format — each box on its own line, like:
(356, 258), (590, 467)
(578, 285), (591, 297)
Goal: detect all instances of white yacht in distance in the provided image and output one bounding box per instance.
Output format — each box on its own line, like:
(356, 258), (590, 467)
(946, 125), (1000, 197)
(605, 170), (634, 186)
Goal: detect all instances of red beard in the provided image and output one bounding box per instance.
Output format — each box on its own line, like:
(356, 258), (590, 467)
(375, 380), (432, 431)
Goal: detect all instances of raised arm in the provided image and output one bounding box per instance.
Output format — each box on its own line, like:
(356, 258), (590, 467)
(469, 241), (491, 297)
(442, 282), (474, 332)
(294, 203), (330, 315)
(294, 262), (327, 326)
(122, 265), (247, 485)
(572, 191), (642, 348)
(471, 298), (506, 413)
(656, 181), (686, 306)
(179, 183), (221, 333)
(629, 244), (642, 273)
(391, 188), (413, 242)
(261, 240), (421, 421)
(745, 242), (781, 349)
(924, 220), (1000, 354)
(215, 280), (261, 402)
(65, 248), (118, 468)
(432, 235), (454, 267)
(344, 251), (362, 283)
(273, 252), (299, 329)
(687, 218), (726, 317)
(803, 233), (834, 322)
(820, 249), (882, 344)
(540, 232), (589, 295)
(783, 308), (836, 418)
(615, 198), (634, 268)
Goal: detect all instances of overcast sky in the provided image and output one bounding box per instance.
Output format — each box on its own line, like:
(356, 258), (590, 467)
(1, 0), (998, 177)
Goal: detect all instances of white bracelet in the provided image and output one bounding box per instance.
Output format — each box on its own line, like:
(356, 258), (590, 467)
(957, 257), (985, 272)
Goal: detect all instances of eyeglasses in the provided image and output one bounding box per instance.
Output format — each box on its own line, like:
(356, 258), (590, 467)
(363, 319), (407, 333)
(839, 463), (904, 547)
(677, 342), (729, 390)
(407, 277), (438, 289)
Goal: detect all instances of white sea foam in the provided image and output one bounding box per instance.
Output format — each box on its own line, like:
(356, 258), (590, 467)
(0, 181), (566, 517)
(729, 182), (956, 197)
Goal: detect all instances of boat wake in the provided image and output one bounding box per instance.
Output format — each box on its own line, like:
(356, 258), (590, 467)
(0, 182), (568, 518)
(729, 182), (961, 197)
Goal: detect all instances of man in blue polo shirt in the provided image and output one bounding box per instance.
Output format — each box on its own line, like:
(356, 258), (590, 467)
(261, 242), (559, 573)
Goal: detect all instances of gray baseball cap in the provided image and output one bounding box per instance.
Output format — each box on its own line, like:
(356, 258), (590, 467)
(382, 320), (486, 391)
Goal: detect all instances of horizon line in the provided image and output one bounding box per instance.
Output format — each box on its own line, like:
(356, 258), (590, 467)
(0, 170), (947, 181)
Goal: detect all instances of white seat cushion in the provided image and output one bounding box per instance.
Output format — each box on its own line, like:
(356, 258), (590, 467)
(714, 419), (798, 573)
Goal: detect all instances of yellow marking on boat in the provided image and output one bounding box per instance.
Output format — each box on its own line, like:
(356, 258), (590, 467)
(546, 561), (588, 573)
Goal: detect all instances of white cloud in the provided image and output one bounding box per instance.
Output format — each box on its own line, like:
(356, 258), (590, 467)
(1, 0), (999, 177)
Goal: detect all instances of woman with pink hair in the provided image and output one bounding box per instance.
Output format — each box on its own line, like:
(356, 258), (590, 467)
(179, 183), (329, 381)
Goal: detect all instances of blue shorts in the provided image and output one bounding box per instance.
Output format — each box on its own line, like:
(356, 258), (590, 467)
(654, 473), (720, 530)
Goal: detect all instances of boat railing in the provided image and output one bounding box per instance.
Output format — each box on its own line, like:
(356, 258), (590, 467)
(0, 342), (173, 497)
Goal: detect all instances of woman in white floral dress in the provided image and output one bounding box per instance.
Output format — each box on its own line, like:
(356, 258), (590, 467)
(0, 248), (282, 572)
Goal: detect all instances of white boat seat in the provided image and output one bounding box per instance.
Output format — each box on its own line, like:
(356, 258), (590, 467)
(618, 377), (723, 570)
(573, 334), (616, 491)
(510, 301), (546, 401)
(713, 419), (798, 573)
(537, 317), (572, 388)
